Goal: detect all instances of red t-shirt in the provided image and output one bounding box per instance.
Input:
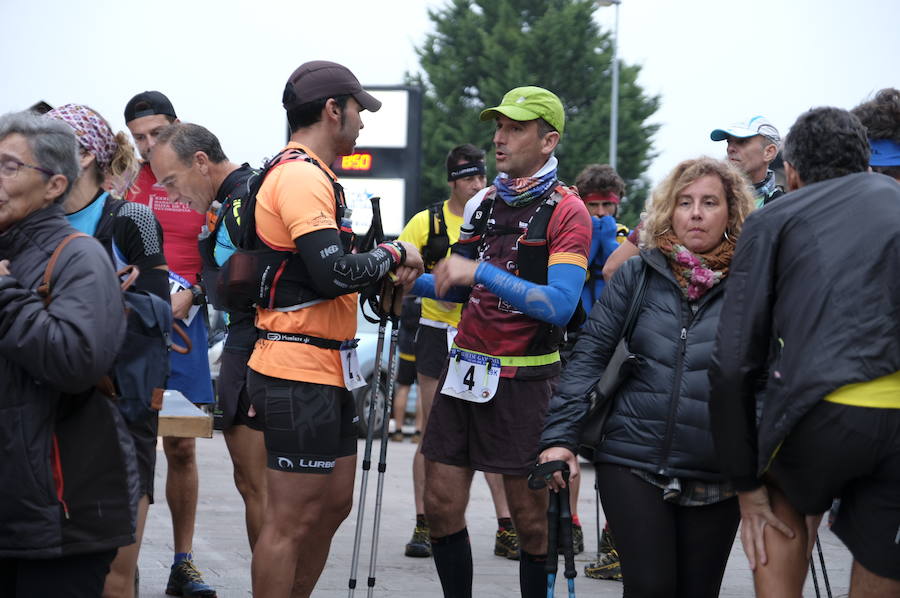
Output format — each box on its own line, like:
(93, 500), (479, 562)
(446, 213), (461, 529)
(127, 163), (205, 284)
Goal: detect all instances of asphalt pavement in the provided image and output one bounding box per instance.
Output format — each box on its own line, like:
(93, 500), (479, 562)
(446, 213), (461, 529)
(139, 432), (853, 597)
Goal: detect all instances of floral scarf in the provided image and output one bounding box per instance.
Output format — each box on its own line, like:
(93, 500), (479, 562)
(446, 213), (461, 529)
(657, 231), (735, 301)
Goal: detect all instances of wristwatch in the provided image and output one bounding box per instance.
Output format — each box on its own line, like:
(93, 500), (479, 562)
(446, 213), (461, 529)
(189, 285), (205, 306)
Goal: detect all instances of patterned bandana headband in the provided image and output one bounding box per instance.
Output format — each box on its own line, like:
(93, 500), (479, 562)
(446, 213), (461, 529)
(46, 104), (117, 172)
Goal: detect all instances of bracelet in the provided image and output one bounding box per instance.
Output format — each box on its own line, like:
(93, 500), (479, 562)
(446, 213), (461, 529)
(391, 241), (406, 265)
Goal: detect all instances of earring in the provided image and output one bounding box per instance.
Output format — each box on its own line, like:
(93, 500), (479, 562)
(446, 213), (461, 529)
(723, 230), (732, 242)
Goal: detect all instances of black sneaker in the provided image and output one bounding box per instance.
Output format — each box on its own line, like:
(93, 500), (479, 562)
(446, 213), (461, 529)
(165, 559), (217, 597)
(494, 527), (519, 560)
(404, 524), (432, 557)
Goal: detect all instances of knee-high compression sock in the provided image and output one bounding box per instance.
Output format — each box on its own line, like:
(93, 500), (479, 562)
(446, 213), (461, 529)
(431, 528), (472, 598)
(519, 550), (548, 598)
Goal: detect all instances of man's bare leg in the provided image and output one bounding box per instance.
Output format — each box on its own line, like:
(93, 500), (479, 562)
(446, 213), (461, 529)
(252, 455), (356, 598)
(502, 475), (549, 555)
(413, 374), (438, 514)
(102, 495), (150, 598)
(485, 472), (510, 519)
(163, 436), (198, 555)
(752, 485), (812, 597)
(849, 560), (900, 598)
(222, 425), (267, 550)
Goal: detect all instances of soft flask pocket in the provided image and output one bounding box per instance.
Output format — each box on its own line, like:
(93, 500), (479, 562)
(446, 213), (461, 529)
(218, 249), (290, 311)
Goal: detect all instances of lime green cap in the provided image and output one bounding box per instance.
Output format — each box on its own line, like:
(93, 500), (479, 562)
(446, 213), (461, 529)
(479, 86), (565, 135)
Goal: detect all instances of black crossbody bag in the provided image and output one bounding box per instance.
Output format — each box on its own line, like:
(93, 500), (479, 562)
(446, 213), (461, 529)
(577, 261), (649, 460)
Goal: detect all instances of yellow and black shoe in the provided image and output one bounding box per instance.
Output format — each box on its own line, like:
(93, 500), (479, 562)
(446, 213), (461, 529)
(404, 524), (432, 558)
(494, 527), (520, 560)
(584, 528), (622, 581)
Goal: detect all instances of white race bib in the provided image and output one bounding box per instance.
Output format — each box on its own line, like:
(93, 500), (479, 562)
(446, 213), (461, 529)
(168, 272), (200, 326)
(446, 326), (458, 352)
(341, 340), (366, 390)
(440, 348), (500, 403)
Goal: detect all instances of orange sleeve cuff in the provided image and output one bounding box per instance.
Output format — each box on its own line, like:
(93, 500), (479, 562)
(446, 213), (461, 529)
(549, 252), (588, 269)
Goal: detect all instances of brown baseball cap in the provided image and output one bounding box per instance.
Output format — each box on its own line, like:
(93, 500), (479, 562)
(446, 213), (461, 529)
(282, 60), (382, 113)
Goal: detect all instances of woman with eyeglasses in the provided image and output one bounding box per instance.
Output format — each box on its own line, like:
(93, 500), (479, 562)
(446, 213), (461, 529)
(0, 110), (135, 597)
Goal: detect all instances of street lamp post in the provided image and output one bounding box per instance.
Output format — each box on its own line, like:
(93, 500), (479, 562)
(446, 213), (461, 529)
(596, 0), (621, 170)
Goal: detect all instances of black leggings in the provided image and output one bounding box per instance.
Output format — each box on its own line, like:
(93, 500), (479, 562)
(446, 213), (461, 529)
(596, 464), (739, 598)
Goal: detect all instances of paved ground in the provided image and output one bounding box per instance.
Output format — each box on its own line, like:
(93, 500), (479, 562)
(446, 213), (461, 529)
(140, 432), (853, 597)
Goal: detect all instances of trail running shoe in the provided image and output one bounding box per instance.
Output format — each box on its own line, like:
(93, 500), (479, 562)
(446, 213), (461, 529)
(494, 527), (520, 560)
(584, 549), (622, 581)
(404, 524), (432, 557)
(584, 528), (622, 581)
(573, 523), (584, 555)
(165, 559), (217, 597)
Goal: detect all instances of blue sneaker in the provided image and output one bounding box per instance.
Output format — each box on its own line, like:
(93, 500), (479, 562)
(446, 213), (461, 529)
(165, 559), (217, 597)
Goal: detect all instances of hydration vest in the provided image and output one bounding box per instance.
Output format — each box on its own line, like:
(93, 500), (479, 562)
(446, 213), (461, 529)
(215, 148), (356, 312)
(454, 184), (587, 355)
(422, 201), (450, 273)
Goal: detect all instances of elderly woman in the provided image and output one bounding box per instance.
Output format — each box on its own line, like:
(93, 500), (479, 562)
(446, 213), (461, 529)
(0, 111), (136, 595)
(45, 104), (168, 598)
(539, 157), (755, 598)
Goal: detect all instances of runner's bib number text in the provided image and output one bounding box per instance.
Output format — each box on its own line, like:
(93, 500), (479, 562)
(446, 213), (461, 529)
(441, 348), (500, 403)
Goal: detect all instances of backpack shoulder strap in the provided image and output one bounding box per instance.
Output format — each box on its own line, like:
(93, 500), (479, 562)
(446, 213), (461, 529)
(37, 232), (90, 307)
(468, 191), (495, 237)
(423, 201), (449, 270)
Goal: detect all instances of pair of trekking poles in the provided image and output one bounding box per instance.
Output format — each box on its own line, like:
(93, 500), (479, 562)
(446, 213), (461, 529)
(347, 197), (405, 597)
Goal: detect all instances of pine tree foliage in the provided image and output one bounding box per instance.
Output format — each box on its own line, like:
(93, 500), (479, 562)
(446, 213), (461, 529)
(408, 0), (660, 226)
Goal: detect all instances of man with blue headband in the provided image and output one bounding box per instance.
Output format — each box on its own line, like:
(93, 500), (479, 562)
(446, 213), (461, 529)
(853, 87), (900, 183)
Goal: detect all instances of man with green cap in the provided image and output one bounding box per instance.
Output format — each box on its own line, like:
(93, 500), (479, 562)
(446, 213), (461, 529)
(408, 86), (591, 597)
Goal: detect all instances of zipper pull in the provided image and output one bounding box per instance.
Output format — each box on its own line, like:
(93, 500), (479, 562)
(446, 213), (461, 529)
(680, 327), (686, 340)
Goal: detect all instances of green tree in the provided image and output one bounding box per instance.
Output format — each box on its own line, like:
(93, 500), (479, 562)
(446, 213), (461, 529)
(408, 0), (659, 227)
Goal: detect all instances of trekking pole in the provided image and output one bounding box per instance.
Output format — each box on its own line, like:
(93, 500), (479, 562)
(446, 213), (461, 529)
(528, 460), (576, 598)
(594, 478), (602, 556)
(815, 534), (833, 598)
(365, 284), (403, 597)
(558, 473), (577, 598)
(809, 554), (821, 598)
(348, 280), (390, 598)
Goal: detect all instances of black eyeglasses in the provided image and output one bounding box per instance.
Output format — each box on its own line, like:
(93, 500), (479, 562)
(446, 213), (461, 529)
(0, 158), (55, 179)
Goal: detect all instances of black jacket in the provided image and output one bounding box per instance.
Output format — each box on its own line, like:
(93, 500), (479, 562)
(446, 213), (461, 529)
(0, 204), (137, 558)
(708, 172), (900, 490)
(542, 248), (729, 481)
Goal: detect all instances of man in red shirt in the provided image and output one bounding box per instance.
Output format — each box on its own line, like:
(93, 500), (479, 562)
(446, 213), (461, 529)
(124, 91), (216, 598)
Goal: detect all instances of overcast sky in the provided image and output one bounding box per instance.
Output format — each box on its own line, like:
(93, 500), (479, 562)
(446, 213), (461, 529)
(2, 0), (897, 192)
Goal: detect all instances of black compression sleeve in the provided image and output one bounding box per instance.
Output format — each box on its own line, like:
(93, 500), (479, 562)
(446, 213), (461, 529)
(294, 228), (397, 299)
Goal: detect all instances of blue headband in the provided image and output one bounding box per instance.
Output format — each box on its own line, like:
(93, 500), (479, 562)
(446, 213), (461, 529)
(869, 138), (900, 167)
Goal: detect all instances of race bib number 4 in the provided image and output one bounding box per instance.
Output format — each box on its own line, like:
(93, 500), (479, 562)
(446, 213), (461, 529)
(440, 348), (500, 403)
(341, 340), (366, 391)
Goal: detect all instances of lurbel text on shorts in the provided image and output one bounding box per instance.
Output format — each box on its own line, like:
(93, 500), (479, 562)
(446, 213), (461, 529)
(298, 459), (336, 469)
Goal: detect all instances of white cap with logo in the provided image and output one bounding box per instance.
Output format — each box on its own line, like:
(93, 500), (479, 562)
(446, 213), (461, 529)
(710, 116), (780, 143)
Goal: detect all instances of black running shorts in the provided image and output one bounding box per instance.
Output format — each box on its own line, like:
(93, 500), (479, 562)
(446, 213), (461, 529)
(421, 362), (556, 476)
(415, 324), (450, 379)
(769, 401), (900, 580)
(247, 369), (357, 474)
(126, 412), (158, 503)
(217, 350), (263, 431)
(396, 354), (417, 387)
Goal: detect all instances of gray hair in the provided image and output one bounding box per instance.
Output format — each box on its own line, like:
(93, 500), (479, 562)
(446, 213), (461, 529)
(0, 111), (80, 202)
(156, 122), (228, 165)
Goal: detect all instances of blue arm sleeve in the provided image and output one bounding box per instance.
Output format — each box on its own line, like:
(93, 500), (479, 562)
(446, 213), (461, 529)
(474, 261), (585, 327)
(409, 273), (470, 303)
